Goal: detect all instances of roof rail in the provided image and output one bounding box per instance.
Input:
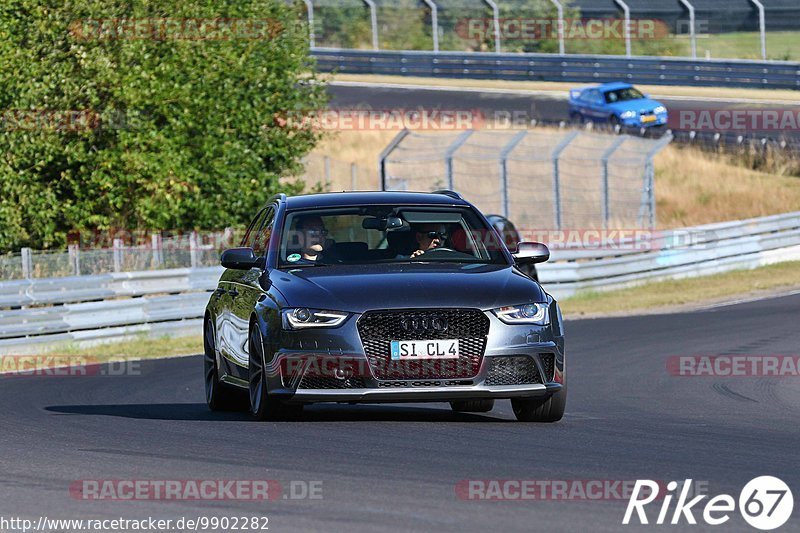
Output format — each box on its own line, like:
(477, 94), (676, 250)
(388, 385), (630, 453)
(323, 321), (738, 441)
(432, 189), (464, 200)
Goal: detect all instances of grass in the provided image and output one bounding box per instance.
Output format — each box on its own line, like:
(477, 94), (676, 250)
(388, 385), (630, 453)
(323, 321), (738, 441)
(689, 31), (800, 61)
(40, 334), (201, 359)
(330, 74), (800, 103)
(308, 130), (800, 228)
(560, 261), (800, 317)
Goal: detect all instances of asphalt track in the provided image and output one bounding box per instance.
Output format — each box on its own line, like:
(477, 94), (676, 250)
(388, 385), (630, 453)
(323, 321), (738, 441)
(327, 82), (800, 147)
(2, 293), (799, 532)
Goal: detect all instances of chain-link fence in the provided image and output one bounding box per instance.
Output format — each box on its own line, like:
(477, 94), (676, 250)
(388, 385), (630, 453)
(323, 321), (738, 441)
(379, 128), (672, 229)
(299, 153), (376, 192)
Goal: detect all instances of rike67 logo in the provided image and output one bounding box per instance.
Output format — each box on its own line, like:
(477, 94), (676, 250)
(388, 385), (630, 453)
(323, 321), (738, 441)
(623, 477), (793, 530)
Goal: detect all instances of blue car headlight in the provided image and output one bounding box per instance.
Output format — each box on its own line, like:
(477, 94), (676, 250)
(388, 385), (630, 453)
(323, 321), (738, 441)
(619, 111), (637, 120)
(653, 105), (667, 114)
(281, 308), (349, 329)
(493, 303), (550, 325)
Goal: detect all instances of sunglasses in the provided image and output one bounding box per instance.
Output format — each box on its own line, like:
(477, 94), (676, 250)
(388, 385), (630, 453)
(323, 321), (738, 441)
(421, 231), (447, 240)
(303, 228), (328, 236)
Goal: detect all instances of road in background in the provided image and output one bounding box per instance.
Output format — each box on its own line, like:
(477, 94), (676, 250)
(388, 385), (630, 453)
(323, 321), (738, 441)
(1, 294), (799, 531)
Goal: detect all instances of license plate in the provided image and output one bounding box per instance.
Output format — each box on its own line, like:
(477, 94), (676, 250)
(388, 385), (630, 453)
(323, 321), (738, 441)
(641, 115), (657, 123)
(390, 339), (459, 360)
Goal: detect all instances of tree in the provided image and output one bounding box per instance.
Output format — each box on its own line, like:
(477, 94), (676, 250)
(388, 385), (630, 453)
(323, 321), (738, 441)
(0, 0), (326, 250)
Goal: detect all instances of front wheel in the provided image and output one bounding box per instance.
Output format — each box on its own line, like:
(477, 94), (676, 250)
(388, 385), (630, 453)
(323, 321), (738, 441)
(204, 319), (247, 411)
(511, 386), (566, 423)
(248, 325), (303, 421)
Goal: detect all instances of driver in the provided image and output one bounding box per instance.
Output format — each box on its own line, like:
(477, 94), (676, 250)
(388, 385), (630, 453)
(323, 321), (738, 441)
(292, 215), (328, 262)
(410, 224), (448, 258)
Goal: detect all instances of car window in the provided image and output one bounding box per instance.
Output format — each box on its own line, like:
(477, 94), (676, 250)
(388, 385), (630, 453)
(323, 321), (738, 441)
(251, 206), (275, 257)
(604, 87), (645, 103)
(241, 208), (266, 247)
(278, 206), (508, 268)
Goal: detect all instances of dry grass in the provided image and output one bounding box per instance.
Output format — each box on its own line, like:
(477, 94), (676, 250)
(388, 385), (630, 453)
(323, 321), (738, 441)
(561, 261), (800, 318)
(330, 74), (800, 103)
(310, 130), (800, 228)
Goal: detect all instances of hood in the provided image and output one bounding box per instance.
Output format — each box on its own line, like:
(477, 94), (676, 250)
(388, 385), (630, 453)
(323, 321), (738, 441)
(607, 98), (663, 113)
(269, 263), (547, 312)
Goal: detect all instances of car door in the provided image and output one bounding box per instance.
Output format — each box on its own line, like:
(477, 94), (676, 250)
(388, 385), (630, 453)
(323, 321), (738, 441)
(228, 205), (276, 373)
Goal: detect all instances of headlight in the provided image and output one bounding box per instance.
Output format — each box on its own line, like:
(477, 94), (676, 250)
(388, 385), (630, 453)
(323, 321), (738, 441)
(493, 303), (550, 325)
(619, 111), (637, 119)
(653, 106), (667, 114)
(281, 308), (349, 329)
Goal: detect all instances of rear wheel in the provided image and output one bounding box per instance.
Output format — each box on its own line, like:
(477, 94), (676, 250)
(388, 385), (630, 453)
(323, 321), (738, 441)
(204, 319), (247, 411)
(249, 325), (303, 421)
(450, 399), (495, 413)
(511, 386), (566, 423)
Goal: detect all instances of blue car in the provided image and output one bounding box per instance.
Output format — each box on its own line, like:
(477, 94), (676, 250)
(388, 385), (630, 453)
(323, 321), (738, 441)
(568, 82), (668, 128)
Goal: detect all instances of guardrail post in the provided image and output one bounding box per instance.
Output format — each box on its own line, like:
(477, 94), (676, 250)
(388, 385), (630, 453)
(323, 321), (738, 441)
(444, 130), (474, 191)
(483, 0), (501, 53)
(379, 129), (411, 190)
(152, 234), (162, 267)
(678, 0), (697, 59)
(363, 0), (379, 50)
(614, 0), (632, 58)
(548, 0), (566, 55)
(422, 0), (439, 52)
(302, 0), (315, 49)
(601, 137), (627, 229)
(21, 248), (32, 279)
(68, 244), (80, 276)
(190, 231), (199, 269)
(748, 0), (767, 60)
(499, 130), (528, 218)
(113, 239), (123, 272)
(551, 131), (579, 230)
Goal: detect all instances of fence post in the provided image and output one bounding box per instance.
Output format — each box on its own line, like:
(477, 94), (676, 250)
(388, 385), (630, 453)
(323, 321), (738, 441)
(614, 0), (632, 58)
(323, 155), (331, 191)
(483, 0), (501, 53)
(639, 133), (673, 228)
(551, 131), (579, 230)
(422, 0), (439, 52)
(351, 163), (358, 191)
(302, 0), (315, 48)
(190, 231), (199, 269)
(68, 244), (80, 276)
(548, 0), (566, 55)
(363, 0), (379, 50)
(112, 239), (123, 272)
(444, 130), (474, 191)
(678, 0), (697, 59)
(379, 129), (411, 190)
(601, 137), (627, 229)
(499, 130), (528, 218)
(152, 233), (163, 267)
(21, 248), (32, 279)
(748, 0), (767, 60)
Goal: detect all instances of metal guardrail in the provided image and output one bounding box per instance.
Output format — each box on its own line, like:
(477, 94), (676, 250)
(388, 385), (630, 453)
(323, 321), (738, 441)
(311, 48), (800, 89)
(1, 211), (799, 351)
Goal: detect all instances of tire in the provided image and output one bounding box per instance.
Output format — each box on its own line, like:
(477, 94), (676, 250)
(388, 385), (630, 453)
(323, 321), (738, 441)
(450, 399), (495, 413)
(248, 324), (303, 421)
(204, 319), (248, 411)
(609, 115), (621, 131)
(511, 386), (567, 423)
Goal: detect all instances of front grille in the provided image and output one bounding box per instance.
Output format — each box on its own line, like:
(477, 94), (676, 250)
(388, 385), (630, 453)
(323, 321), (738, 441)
(298, 375), (366, 389)
(485, 356), (542, 386)
(377, 379), (473, 388)
(358, 309), (489, 380)
(539, 353), (555, 382)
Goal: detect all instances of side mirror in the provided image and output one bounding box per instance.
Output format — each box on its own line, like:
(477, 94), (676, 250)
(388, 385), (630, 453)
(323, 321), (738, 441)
(512, 242), (550, 265)
(221, 247), (264, 270)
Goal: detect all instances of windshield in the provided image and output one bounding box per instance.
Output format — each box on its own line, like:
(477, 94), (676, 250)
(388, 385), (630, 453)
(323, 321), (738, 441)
(278, 206), (509, 268)
(604, 87), (645, 103)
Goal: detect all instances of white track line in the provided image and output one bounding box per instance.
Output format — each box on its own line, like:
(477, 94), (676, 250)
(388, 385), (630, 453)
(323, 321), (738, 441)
(330, 80), (800, 106)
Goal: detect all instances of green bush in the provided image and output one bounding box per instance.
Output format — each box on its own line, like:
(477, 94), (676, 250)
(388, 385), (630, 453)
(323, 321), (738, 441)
(0, 0), (326, 250)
